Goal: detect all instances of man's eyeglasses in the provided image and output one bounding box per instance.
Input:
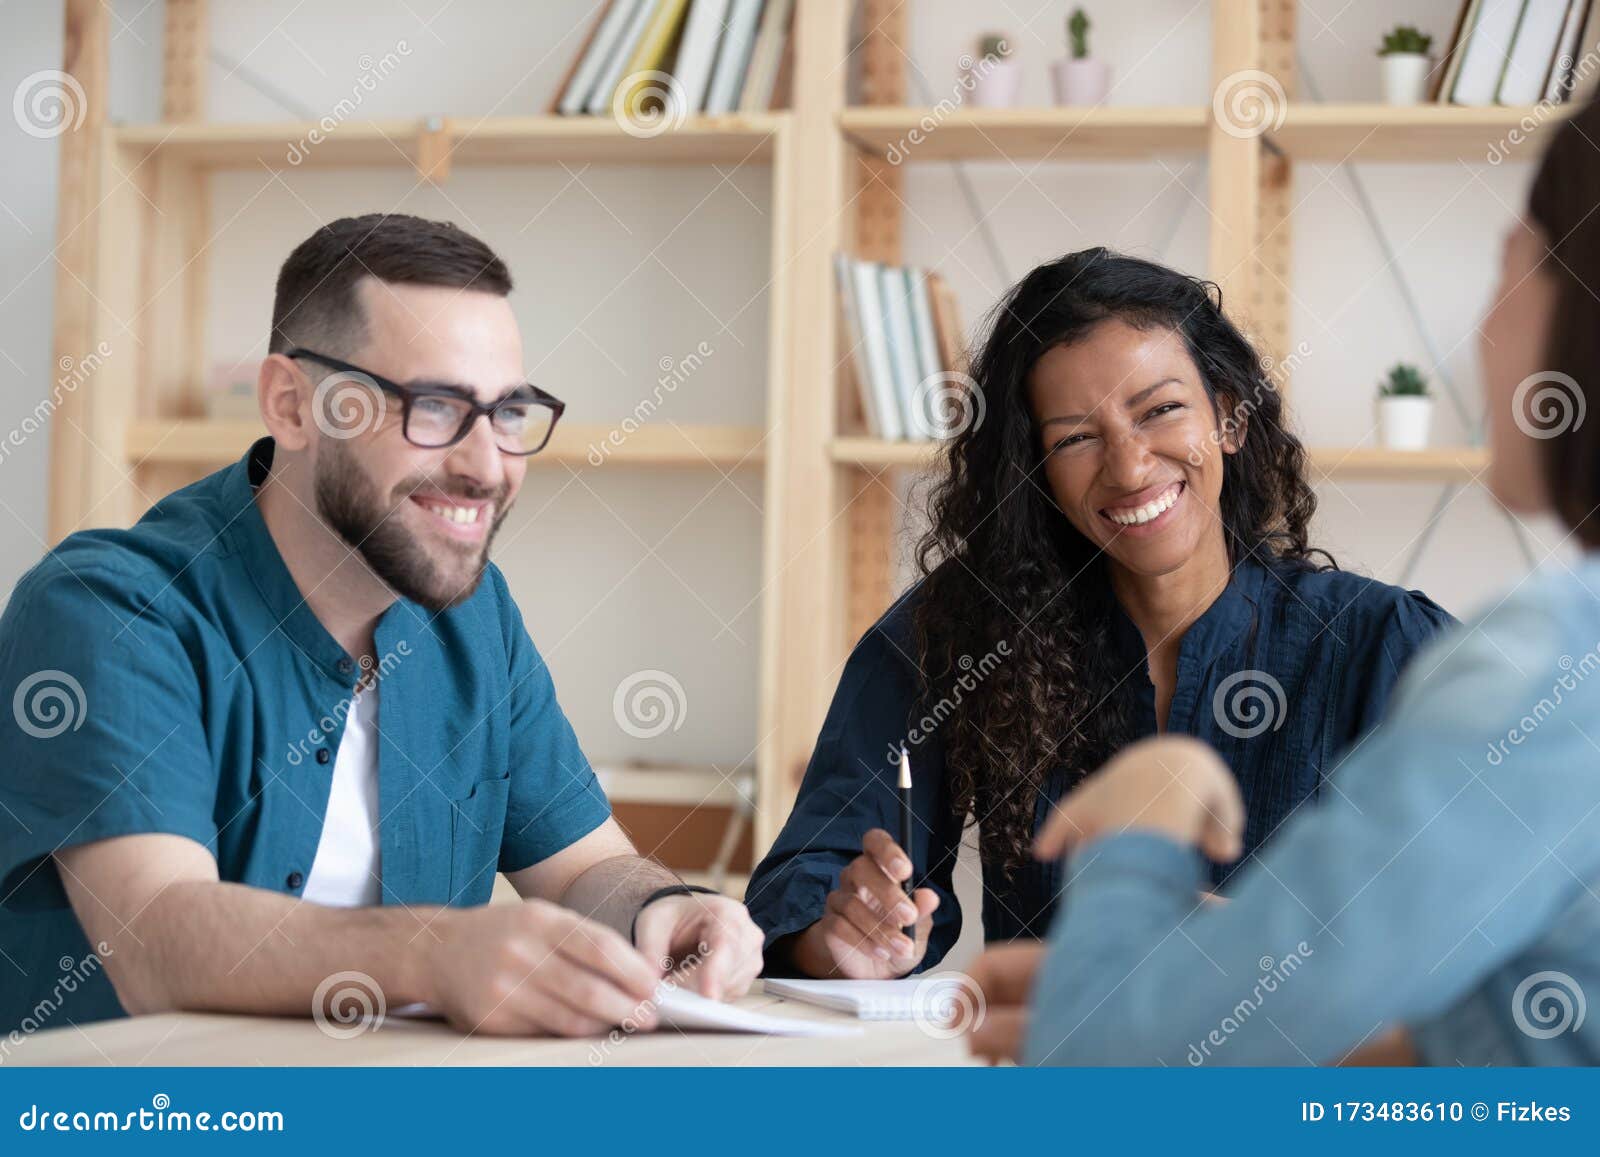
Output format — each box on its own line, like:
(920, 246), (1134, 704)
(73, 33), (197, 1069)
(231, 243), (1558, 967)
(285, 348), (565, 456)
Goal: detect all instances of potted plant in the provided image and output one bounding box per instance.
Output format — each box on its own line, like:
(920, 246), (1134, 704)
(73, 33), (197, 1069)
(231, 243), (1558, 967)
(1376, 363), (1434, 450)
(969, 33), (1022, 109)
(1378, 25), (1433, 106)
(1053, 8), (1111, 105)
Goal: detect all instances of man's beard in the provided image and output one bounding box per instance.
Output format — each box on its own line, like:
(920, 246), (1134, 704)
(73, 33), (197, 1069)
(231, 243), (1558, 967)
(313, 444), (509, 612)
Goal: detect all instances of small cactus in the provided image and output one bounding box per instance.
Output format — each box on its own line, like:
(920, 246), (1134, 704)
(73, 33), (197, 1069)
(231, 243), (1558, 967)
(1378, 363), (1430, 398)
(1378, 25), (1432, 56)
(1068, 8), (1091, 60)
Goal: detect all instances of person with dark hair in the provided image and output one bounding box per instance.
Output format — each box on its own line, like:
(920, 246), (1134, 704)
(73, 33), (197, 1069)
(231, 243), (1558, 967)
(747, 248), (1454, 980)
(970, 94), (1600, 1067)
(0, 213), (763, 1037)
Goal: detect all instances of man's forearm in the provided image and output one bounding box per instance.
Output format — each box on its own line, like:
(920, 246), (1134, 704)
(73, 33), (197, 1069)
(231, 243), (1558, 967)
(112, 879), (443, 1017)
(560, 854), (683, 941)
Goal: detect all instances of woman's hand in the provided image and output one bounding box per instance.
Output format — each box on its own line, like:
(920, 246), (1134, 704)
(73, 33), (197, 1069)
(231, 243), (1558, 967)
(788, 829), (940, 979)
(964, 942), (1045, 1064)
(1034, 736), (1245, 864)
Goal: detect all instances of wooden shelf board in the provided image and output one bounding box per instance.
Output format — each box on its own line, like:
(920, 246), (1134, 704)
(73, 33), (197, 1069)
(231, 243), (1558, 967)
(840, 105), (1208, 161)
(111, 113), (785, 170)
(1270, 102), (1576, 162)
(831, 437), (1490, 481)
(126, 420), (766, 469)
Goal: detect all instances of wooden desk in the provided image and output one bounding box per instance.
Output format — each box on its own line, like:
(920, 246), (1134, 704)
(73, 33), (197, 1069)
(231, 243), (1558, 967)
(15, 983), (977, 1067)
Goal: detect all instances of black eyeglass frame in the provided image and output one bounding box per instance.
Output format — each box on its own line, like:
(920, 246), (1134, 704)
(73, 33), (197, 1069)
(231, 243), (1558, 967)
(284, 347), (566, 456)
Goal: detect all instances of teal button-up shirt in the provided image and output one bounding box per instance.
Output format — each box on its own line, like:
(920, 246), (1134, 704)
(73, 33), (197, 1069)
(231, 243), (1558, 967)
(0, 438), (610, 1033)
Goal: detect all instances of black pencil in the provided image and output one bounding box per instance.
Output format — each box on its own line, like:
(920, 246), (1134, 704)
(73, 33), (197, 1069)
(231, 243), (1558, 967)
(898, 743), (915, 941)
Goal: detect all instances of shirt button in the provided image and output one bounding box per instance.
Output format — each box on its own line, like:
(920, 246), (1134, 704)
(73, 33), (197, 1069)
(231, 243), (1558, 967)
(337, 657), (355, 675)
(286, 871), (304, 890)
(315, 747), (332, 765)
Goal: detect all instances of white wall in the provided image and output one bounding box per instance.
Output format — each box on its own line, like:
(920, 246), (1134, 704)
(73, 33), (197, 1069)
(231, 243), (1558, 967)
(0, 0), (1579, 780)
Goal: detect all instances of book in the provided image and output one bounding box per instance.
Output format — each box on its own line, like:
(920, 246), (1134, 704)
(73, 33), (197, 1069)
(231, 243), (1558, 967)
(1497, 0), (1574, 104)
(739, 0), (793, 112)
(1569, 1), (1600, 101)
(905, 268), (944, 440)
(1436, 0), (1486, 101)
(764, 976), (970, 1021)
(613, 0), (694, 119)
(551, 0), (624, 115)
(1544, 0), (1591, 101)
(1451, 0), (1530, 105)
(704, 0), (765, 114)
(926, 272), (967, 377)
(584, 0), (659, 115)
(834, 253), (886, 439)
(848, 258), (905, 440)
(673, 0), (732, 113)
(879, 264), (924, 440)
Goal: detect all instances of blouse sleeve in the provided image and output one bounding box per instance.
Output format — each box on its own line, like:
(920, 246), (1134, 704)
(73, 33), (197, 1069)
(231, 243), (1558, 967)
(745, 609), (964, 974)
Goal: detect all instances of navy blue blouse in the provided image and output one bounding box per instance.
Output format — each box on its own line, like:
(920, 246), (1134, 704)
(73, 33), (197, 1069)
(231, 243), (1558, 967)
(745, 558), (1455, 973)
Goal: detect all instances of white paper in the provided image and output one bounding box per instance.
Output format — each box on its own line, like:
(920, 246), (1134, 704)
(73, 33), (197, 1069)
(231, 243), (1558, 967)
(652, 984), (862, 1037)
(386, 987), (862, 1038)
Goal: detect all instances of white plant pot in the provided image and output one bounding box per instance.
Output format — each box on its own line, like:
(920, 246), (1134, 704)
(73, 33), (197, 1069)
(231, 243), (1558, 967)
(1380, 53), (1431, 106)
(1376, 396), (1434, 450)
(1051, 57), (1111, 105)
(970, 58), (1023, 109)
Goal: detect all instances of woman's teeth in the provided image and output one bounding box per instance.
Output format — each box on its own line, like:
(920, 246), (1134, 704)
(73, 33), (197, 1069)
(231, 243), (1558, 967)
(1105, 484), (1181, 526)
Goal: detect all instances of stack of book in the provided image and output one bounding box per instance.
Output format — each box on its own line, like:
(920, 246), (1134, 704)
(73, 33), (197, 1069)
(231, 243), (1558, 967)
(835, 256), (969, 443)
(1437, 0), (1600, 105)
(550, 0), (794, 117)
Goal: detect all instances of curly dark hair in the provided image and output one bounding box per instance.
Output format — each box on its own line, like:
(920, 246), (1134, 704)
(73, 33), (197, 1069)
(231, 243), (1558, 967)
(911, 247), (1331, 876)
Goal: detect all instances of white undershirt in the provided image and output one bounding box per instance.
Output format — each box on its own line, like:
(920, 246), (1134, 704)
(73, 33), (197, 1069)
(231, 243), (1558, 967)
(302, 680), (382, 907)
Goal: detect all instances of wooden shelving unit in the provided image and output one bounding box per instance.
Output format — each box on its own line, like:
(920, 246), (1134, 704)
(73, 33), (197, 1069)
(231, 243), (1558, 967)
(45, 0), (1551, 858)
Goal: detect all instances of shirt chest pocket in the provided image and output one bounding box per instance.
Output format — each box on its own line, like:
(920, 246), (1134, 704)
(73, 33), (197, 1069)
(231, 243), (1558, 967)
(449, 775), (511, 906)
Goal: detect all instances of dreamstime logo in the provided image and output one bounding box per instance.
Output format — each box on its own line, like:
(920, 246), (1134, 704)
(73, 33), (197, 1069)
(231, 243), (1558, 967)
(313, 370), (386, 440)
(1186, 941), (1313, 1064)
(886, 641), (1011, 765)
(612, 70), (688, 139)
(1511, 371), (1585, 440)
(1488, 46), (1600, 163)
(1, 941), (112, 1063)
(587, 941), (712, 1064)
(1212, 669), (1286, 739)
(911, 971), (985, 1040)
(613, 669), (687, 739)
(1512, 970), (1586, 1040)
(286, 641), (410, 767)
(885, 46), (1007, 164)
(1212, 69), (1287, 140)
(587, 341), (714, 465)
(13, 69), (86, 139)
(1484, 642), (1600, 767)
(13, 670), (86, 739)
(1186, 340), (1311, 467)
(910, 371), (985, 440)
(312, 970), (386, 1039)
(286, 40), (412, 163)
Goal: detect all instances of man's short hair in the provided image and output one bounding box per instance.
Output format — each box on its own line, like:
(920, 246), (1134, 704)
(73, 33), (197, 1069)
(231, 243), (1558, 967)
(269, 213), (513, 356)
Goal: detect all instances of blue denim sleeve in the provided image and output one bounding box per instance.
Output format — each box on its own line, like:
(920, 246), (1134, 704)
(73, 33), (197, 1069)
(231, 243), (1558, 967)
(1023, 577), (1600, 1065)
(745, 619), (963, 974)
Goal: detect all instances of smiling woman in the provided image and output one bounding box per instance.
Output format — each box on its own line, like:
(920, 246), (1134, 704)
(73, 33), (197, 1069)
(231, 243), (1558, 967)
(746, 248), (1457, 982)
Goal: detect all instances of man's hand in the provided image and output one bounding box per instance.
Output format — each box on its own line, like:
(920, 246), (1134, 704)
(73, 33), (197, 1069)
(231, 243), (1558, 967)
(964, 943), (1045, 1064)
(421, 900), (663, 1036)
(631, 891), (765, 1001)
(1034, 736), (1245, 864)
(788, 828), (941, 979)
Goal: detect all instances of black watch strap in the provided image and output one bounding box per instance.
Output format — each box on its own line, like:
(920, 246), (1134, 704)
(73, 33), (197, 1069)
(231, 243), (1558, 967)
(630, 883), (718, 945)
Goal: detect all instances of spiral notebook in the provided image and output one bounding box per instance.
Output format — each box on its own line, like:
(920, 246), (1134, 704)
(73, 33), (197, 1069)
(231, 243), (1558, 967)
(763, 976), (964, 1021)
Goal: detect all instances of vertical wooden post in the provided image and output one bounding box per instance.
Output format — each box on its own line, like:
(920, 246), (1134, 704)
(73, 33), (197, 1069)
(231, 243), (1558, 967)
(1207, 0), (1263, 326)
(844, 0), (908, 648)
(162, 0), (208, 122)
(756, 0), (853, 852)
(1253, 1), (1295, 392)
(47, 0), (109, 542)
